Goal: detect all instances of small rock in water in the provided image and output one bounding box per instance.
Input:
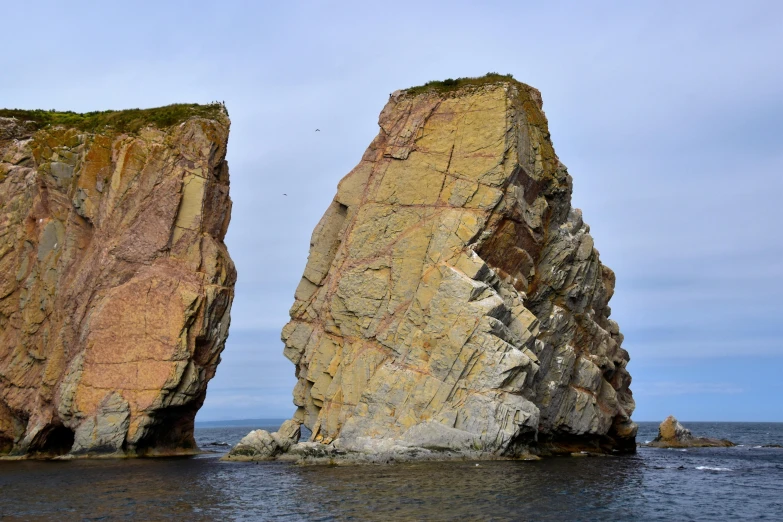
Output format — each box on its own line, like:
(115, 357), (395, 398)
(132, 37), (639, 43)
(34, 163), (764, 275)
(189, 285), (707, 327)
(645, 416), (735, 448)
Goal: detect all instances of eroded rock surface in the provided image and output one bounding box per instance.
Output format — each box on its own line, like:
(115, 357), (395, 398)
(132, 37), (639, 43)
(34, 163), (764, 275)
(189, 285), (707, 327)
(251, 77), (635, 461)
(0, 106), (235, 457)
(647, 416), (734, 448)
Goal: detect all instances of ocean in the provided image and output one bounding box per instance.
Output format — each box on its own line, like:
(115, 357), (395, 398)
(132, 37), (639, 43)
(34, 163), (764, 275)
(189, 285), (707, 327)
(1, 422), (781, 521)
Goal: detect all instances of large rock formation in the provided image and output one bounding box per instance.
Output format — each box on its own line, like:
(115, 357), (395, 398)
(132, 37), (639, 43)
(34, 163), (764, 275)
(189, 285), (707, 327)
(0, 104), (236, 457)
(262, 75), (636, 460)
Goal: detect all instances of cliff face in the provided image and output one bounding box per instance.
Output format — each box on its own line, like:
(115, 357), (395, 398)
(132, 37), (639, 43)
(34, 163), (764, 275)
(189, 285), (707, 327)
(282, 79), (636, 456)
(0, 105), (235, 457)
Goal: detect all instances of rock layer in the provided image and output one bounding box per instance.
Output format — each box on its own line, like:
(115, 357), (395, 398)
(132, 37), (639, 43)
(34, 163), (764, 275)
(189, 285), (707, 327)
(0, 105), (235, 457)
(275, 77), (635, 459)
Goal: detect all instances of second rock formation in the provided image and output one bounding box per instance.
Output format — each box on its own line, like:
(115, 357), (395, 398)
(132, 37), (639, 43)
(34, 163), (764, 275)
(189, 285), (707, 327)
(237, 75), (636, 460)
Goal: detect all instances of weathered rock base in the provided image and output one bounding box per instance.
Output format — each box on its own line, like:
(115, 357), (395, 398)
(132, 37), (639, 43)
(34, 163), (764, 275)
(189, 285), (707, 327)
(0, 447), (203, 461)
(224, 420), (632, 464)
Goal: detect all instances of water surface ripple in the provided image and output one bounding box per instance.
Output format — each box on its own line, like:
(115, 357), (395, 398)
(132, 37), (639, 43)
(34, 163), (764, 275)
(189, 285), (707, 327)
(1, 422), (781, 521)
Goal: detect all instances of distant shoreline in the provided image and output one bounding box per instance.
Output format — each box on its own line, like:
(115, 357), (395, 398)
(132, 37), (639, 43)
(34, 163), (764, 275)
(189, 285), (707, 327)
(196, 419), (287, 428)
(194, 419), (783, 429)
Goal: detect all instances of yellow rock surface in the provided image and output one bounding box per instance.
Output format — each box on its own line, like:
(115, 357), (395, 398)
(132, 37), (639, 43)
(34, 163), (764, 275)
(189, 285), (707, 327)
(282, 79), (636, 456)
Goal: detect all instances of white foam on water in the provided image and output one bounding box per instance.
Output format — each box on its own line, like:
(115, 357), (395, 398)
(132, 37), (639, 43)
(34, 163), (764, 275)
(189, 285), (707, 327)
(696, 466), (732, 472)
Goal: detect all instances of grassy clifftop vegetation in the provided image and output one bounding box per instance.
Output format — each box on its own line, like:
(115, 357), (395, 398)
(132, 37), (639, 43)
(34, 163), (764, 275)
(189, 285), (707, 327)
(0, 103), (227, 134)
(403, 73), (516, 96)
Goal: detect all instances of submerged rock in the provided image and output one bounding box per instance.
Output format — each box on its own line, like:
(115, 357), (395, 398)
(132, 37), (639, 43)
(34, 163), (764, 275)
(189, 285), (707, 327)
(646, 416), (734, 448)
(0, 105), (236, 458)
(233, 75), (636, 462)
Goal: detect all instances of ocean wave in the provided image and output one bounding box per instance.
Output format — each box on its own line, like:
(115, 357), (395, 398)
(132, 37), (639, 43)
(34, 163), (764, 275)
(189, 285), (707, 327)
(696, 466), (732, 471)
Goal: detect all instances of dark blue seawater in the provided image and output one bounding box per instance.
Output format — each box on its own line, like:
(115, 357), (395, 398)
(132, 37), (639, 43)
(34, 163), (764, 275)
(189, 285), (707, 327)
(1, 422), (781, 521)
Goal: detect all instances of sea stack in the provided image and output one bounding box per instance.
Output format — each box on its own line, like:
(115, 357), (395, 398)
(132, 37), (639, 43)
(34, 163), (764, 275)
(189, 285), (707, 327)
(647, 416), (734, 448)
(234, 74), (635, 461)
(0, 105), (236, 457)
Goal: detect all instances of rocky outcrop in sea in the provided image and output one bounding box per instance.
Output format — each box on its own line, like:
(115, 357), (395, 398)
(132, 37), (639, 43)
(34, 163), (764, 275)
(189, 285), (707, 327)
(228, 75), (636, 462)
(0, 105), (236, 457)
(646, 416), (735, 448)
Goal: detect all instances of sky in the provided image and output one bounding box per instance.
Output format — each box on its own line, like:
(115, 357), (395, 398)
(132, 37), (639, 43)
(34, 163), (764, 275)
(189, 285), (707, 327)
(3, 1), (781, 422)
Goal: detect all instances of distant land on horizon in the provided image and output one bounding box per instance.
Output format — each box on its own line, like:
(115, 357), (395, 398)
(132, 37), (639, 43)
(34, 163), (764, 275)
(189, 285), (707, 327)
(194, 418), (782, 427)
(195, 418), (288, 427)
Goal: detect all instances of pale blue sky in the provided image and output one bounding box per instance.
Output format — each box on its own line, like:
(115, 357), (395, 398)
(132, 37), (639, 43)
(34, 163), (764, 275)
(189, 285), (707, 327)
(4, 1), (781, 421)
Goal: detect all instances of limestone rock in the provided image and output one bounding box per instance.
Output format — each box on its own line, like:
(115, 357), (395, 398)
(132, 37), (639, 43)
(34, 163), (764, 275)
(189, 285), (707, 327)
(270, 75), (636, 460)
(0, 104), (236, 457)
(647, 416), (734, 448)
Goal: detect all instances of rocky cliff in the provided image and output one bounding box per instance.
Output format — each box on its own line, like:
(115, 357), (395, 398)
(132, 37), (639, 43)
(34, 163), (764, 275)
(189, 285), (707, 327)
(0, 104), (235, 457)
(268, 75), (636, 459)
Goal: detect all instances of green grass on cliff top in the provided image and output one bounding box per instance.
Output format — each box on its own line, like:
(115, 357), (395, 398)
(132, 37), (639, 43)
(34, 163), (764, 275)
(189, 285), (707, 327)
(0, 103), (227, 134)
(403, 72), (517, 96)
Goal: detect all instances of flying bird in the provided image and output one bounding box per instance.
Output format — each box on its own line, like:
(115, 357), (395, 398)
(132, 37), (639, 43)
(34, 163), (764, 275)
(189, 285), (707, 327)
(283, 193), (287, 196)
(315, 129), (320, 132)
